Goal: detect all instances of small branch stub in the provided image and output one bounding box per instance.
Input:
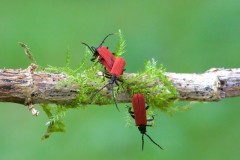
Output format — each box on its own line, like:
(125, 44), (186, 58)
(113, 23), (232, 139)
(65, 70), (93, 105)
(24, 63), (39, 116)
(28, 103), (40, 116)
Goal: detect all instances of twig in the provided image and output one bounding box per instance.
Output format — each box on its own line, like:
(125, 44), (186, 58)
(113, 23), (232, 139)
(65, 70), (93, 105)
(0, 65), (239, 108)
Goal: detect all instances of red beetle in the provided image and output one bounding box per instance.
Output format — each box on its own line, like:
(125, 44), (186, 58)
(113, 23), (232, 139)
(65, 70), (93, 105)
(110, 57), (126, 78)
(91, 57), (126, 111)
(82, 33), (116, 72)
(129, 94), (163, 150)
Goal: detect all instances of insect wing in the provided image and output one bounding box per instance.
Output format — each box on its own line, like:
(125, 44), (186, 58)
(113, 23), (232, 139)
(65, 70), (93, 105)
(132, 94), (147, 126)
(100, 59), (112, 72)
(97, 47), (115, 69)
(110, 57), (126, 78)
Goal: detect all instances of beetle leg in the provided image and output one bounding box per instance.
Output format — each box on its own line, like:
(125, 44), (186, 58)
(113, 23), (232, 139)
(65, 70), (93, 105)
(103, 71), (111, 80)
(104, 72), (111, 77)
(127, 106), (135, 119)
(146, 115), (155, 127)
(114, 81), (121, 92)
(147, 115), (154, 121)
(115, 80), (119, 86)
(118, 77), (123, 82)
(145, 105), (149, 110)
(130, 114), (135, 119)
(103, 68), (112, 80)
(127, 106), (134, 114)
(147, 117), (154, 122)
(116, 86), (120, 92)
(104, 75), (111, 79)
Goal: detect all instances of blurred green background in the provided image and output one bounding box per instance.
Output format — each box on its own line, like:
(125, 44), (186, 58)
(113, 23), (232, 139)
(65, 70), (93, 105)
(0, 0), (240, 160)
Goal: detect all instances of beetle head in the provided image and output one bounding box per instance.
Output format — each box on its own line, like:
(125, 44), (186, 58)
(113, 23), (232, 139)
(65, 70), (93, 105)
(81, 42), (98, 61)
(138, 125), (146, 134)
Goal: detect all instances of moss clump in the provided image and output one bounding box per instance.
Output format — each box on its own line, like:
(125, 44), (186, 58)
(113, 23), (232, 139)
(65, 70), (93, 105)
(39, 30), (183, 139)
(125, 59), (179, 114)
(40, 30), (126, 139)
(41, 104), (66, 140)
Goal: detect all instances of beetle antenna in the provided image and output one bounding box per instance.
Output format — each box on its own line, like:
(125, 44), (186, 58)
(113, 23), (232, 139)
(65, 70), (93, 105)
(90, 83), (109, 101)
(144, 133), (163, 150)
(98, 33), (115, 47)
(142, 134), (144, 151)
(81, 42), (94, 53)
(111, 84), (120, 112)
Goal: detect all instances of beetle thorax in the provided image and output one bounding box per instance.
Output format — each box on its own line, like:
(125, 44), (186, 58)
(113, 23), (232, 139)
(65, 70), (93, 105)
(109, 75), (117, 84)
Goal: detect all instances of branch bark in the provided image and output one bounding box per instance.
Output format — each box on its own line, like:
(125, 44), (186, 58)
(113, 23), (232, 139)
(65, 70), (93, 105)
(0, 65), (239, 109)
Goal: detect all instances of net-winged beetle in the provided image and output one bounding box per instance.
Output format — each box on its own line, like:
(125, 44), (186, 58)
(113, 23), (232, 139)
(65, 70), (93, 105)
(129, 94), (163, 150)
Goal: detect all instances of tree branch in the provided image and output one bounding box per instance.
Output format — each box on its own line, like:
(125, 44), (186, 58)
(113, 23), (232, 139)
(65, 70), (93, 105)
(166, 68), (240, 101)
(0, 65), (239, 109)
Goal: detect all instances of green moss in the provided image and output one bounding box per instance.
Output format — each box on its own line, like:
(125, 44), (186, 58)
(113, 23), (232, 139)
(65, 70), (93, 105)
(114, 29), (126, 56)
(41, 104), (66, 140)
(125, 59), (179, 114)
(39, 30), (183, 139)
(40, 31), (126, 138)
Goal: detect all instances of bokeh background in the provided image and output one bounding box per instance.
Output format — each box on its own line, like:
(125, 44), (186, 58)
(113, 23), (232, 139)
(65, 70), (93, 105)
(0, 0), (240, 160)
